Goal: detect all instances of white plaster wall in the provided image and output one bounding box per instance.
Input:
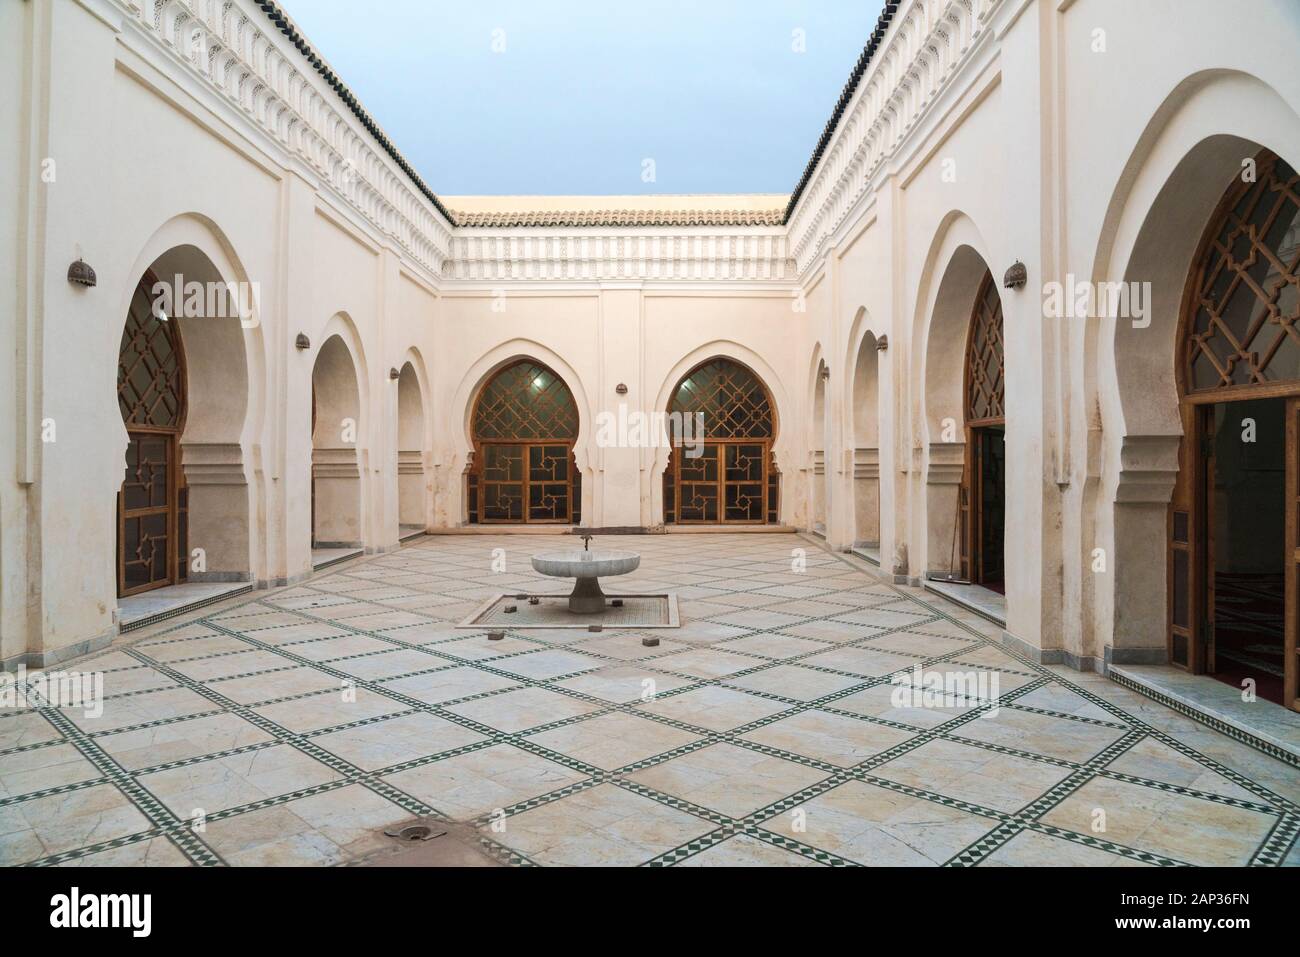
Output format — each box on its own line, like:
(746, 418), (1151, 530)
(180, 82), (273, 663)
(8, 0), (1300, 676)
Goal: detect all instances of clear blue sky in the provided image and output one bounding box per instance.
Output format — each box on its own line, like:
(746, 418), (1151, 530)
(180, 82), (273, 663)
(277, 1), (883, 196)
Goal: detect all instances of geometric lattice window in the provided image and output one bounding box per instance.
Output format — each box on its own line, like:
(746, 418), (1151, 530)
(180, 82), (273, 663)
(1185, 151), (1300, 392)
(118, 276), (186, 429)
(472, 360), (578, 440)
(468, 359), (580, 524)
(669, 358), (775, 439)
(965, 271), (1005, 423)
(664, 358), (778, 525)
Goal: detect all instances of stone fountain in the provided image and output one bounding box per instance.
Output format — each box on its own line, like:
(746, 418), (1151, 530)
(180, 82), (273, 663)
(531, 534), (640, 614)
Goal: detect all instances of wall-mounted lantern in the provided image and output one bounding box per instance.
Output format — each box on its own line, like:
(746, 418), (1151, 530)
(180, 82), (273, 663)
(389, 367), (400, 380)
(295, 333), (311, 350)
(1003, 260), (1027, 290)
(615, 383), (628, 395)
(876, 335), (889, 352)
(67, 258), (97, 287)
(819, 366), (830, 381)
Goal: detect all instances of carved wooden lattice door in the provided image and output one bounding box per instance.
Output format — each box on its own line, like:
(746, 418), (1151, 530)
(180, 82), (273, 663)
(117, 273), (188, 596)
(960, 271), (1005, 584)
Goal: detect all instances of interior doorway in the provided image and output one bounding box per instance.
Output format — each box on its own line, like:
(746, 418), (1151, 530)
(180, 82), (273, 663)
(117, 272), (188, 597)
(1201, 398), (1287, 703)
(1166, 149), (1299, 712)
(970, 423), (1005, 590)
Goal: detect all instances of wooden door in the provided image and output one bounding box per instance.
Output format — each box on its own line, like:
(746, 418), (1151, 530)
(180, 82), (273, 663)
(1287, 397), (1300, 712)
(478, 442), (573, 523)
(672, 441), (769, 524)
(118, 432), (178, 596)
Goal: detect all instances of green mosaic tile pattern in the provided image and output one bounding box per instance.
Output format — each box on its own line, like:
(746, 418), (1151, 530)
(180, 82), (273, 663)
(1, 534), (1297, 867)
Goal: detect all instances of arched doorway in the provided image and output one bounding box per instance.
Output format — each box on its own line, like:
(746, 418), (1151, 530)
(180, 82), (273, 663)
(812, 357), (828, 534)
(117, 271), (188, 596)
(663, 357), (779, 525)
(311, 334), (363, 546)
(852, 332), (881, 548)
(467, 359), (580, 524)
(396, 360), (426, 533)
(959, 271), (1006, 589)
(1168, 149), (1300, 710)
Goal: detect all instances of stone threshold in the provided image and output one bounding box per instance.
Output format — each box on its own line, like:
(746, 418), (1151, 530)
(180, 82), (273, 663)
(850, 545), (881, 566)
(118, 581), (253, 634)
(921, 577), (1007, 628)
(311, 547), (364, 570)
(1109, 664), (1300, 768)
(398, 525), (426, 543)
(664, 525), (797, 534)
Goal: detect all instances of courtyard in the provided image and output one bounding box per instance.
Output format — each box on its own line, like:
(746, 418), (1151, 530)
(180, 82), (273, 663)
(2, 533), (1296, 868)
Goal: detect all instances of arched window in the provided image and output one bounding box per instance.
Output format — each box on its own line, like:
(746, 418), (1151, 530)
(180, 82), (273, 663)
(663, 358), (779, 524)
(467, 360), (580, 523)
(117, 272), (188, 596)
(1169, 150), (1300, 711)
(958, 271), (1006, 586)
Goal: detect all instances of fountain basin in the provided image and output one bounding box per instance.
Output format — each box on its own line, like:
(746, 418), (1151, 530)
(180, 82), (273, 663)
(531, 550), (640, 579)
(531, 549), (640, 613)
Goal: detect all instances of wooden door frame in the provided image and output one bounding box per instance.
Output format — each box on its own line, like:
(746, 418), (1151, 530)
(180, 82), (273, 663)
(669, 439), (771, 525)
(1198, 405), (1218, 675)
(1287, 398), (1300, 712)
(473, 439), (576, 525)
(1173, 394), (1299, 712)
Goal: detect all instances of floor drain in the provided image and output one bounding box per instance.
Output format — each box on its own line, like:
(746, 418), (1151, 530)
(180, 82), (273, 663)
(384, 822), (447, 843)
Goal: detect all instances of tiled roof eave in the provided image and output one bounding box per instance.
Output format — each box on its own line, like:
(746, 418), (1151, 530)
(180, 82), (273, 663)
(782, 1), (900, 223)
(449, 210), (787, 229)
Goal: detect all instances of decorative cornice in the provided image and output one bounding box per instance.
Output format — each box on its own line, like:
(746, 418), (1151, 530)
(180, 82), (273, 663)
(254, 0), (453, 223)
(114, 0), (453, 275)
(784, 0), (1002, 273)
(783, 1), (900, 223)
(451, 208), (786, 229)
(111, 0), (1005, 284)
(444, 230), (793, 283)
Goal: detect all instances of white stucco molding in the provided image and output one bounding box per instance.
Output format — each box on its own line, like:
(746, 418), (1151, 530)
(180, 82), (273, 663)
(785, 0), (1003, 274)
(854, 447), (881, 480)
(1112, 435), (1180, 506)
(444, 229), (793, 284)
(111, 0), (453, 277)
